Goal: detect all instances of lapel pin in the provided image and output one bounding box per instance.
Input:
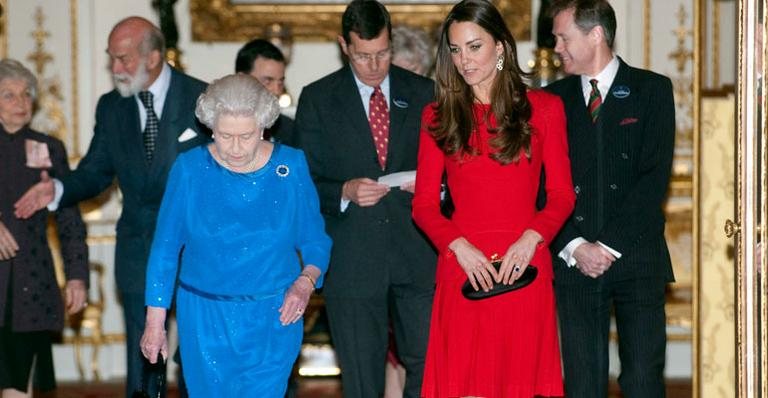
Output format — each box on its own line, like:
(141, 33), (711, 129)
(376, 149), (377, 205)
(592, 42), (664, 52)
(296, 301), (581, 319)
(393, 98), (409, 108)
(612, 85), (630, 99)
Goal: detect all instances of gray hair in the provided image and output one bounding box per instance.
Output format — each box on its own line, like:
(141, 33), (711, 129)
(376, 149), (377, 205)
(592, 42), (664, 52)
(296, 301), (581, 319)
(391, 25), (434, 76)
(0, 59), (37, 100)
(112, 16), (166, 57)
(195, 74), (280, 130)
(139, 25), (166, 57)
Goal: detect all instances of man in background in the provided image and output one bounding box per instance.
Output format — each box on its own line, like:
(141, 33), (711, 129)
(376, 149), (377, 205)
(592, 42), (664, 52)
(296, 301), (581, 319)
(545, 1), (676, 397)
(235, 38), (295, 145)
(294, 1), (436, 396)
(14, 16), (207, 397)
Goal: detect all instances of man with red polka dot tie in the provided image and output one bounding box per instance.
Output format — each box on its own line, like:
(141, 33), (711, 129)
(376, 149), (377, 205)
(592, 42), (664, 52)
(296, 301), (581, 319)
(294, 1), (437, 396)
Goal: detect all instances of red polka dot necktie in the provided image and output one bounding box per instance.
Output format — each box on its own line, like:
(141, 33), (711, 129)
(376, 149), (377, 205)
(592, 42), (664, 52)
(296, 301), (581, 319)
(588, 79), (602, 123)
(368, 85), (389, 169)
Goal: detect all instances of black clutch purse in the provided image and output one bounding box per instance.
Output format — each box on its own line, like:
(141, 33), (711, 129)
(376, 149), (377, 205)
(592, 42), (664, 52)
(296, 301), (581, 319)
(461, 255), (538, 300)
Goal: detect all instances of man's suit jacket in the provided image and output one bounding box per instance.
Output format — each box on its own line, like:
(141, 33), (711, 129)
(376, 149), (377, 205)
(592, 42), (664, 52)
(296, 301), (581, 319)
(545, 59), (675, 284)
(0, 127), (88, 331)
(295, 65), (436, 298)
(267, 113), (295, 146)
(61, 68), (208, 294)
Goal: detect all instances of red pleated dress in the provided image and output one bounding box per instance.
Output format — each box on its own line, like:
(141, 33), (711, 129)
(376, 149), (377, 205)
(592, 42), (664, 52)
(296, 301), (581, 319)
(412, 90), (575, 398)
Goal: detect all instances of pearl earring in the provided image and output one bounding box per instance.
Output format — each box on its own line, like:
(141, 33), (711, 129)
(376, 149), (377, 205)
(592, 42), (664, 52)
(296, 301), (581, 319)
(496, 56), (504, 71)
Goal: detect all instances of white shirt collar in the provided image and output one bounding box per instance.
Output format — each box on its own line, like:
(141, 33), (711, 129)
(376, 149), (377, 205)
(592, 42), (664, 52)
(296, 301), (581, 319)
(352, 71), (390, 117)
(136, 63), (172, 118)
(580, 55), (619, 105)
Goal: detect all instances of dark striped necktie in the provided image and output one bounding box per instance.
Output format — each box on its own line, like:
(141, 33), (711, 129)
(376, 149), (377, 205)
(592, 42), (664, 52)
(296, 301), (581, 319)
(138, 91), (159, 162)
(588, 79), (602, 123)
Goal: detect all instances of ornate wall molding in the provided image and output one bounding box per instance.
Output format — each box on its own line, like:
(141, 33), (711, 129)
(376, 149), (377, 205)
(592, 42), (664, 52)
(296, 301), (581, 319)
(644, 0), (651, 69)
(189, 0), (530, 42)
(28, 7), (69, 144)
(69, 0), (79, 158)
(0, 1), (6, 57)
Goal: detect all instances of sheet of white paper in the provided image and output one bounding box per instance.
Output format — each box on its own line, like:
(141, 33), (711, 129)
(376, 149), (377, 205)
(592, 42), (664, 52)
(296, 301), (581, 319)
(378, 170), (416, 187)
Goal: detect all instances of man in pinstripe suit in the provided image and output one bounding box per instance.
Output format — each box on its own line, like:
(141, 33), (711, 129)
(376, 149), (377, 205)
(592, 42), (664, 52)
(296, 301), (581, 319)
(544, 1), (676, 397)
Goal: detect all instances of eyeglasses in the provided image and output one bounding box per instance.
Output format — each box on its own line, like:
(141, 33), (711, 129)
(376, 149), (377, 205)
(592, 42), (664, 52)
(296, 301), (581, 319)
(348, 48), (393, 64)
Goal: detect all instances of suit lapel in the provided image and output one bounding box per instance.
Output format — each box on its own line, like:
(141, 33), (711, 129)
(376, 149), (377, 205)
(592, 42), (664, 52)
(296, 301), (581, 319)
(333, 67), (382, 172)
(599, 60), (633, 146)
(118, 96), (148, 170)
(386, 68), (410, 171)
(155, 70), (182, 171)
(563, 76), (596, 180)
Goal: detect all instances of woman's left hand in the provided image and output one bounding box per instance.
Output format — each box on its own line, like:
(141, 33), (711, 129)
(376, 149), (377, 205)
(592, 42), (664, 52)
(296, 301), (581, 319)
(279, 273), (315, 326)
(65, 279), (87, 315)
(498, 229), (542, 284)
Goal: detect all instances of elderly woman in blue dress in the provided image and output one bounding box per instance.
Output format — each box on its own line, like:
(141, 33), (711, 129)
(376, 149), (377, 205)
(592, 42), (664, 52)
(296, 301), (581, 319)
(139, 74), (331, 396)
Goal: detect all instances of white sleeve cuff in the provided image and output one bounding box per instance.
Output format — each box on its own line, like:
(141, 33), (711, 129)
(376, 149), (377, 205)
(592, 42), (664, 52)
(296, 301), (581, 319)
(558, 237), (588, 267)
(47, 178), (64, 211)
(597, 241), (622, 259)
(340, 198), (350, 213)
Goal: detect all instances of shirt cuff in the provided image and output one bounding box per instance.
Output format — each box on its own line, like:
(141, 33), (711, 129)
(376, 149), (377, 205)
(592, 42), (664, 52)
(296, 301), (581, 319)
(340, 198), (350, 213)
(47, 178), (64, 211)
(558, 237), (588, 267)
(597, 241), (622, 259)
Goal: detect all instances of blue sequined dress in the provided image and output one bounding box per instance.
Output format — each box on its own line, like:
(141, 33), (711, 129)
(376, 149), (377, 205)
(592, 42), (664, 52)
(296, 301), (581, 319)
(145, 144), (331, 397)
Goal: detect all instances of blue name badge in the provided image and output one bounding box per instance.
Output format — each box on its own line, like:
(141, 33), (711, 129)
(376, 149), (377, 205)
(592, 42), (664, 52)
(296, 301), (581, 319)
(612, 85), (631, 99)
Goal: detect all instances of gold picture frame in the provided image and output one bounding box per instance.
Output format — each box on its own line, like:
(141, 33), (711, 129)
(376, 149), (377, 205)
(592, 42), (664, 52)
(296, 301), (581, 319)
(190, 0), (530, 42)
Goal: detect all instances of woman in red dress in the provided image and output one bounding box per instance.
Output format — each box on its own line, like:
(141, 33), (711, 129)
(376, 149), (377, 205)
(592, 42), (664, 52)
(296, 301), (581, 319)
(412, 1), (575, 396)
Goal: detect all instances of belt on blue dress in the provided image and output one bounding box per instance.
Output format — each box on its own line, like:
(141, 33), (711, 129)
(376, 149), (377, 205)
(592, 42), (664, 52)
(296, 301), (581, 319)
(178, 280), (281, 302)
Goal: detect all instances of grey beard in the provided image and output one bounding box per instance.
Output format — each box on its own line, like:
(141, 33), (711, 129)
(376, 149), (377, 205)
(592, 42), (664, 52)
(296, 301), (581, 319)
(112, 64), (150, 97)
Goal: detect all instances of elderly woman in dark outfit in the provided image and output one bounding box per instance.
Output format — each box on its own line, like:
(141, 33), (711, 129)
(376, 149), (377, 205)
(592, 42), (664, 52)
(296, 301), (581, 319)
(0, 59), (88, 398)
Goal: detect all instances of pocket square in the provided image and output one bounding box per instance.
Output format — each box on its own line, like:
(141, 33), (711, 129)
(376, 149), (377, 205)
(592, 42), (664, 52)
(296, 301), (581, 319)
(619, 117), (639, 126)
(25, 139), (52, 168)
(177, 128), (198, 142)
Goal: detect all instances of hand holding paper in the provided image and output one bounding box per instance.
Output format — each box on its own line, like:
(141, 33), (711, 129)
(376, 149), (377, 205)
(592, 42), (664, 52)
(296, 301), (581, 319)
(377, 170), (416, 188)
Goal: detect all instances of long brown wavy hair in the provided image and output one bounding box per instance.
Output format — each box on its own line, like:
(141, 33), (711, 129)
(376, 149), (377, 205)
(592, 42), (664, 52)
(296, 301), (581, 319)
(430, 0), (532, 164)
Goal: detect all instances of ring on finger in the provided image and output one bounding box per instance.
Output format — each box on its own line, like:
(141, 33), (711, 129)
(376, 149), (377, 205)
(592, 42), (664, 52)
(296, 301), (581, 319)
(513, 266), (521, 272)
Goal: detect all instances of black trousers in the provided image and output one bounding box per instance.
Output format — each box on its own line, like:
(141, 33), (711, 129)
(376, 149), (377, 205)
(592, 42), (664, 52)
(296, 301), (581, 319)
(555, 276), (668, 398)
(325, 282), (433, 398)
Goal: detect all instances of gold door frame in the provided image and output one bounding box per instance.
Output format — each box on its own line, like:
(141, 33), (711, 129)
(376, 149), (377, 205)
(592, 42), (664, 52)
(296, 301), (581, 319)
(735, 0), (767, 395)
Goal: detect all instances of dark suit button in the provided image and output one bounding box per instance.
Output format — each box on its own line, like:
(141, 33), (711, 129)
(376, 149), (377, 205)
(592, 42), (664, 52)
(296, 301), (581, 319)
(574, 185), (580, 194)
(610, 184), (618, 190)
(621, 153), (629, 159)
(575, 216), (584, 222)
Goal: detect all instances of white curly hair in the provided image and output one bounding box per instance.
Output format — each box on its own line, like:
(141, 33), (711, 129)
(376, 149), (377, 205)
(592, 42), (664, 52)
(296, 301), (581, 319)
(195, 74), (279, 130)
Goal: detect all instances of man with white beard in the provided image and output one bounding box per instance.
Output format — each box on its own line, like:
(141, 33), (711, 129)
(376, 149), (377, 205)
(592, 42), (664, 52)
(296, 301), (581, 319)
(14, 16), (207, 397)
